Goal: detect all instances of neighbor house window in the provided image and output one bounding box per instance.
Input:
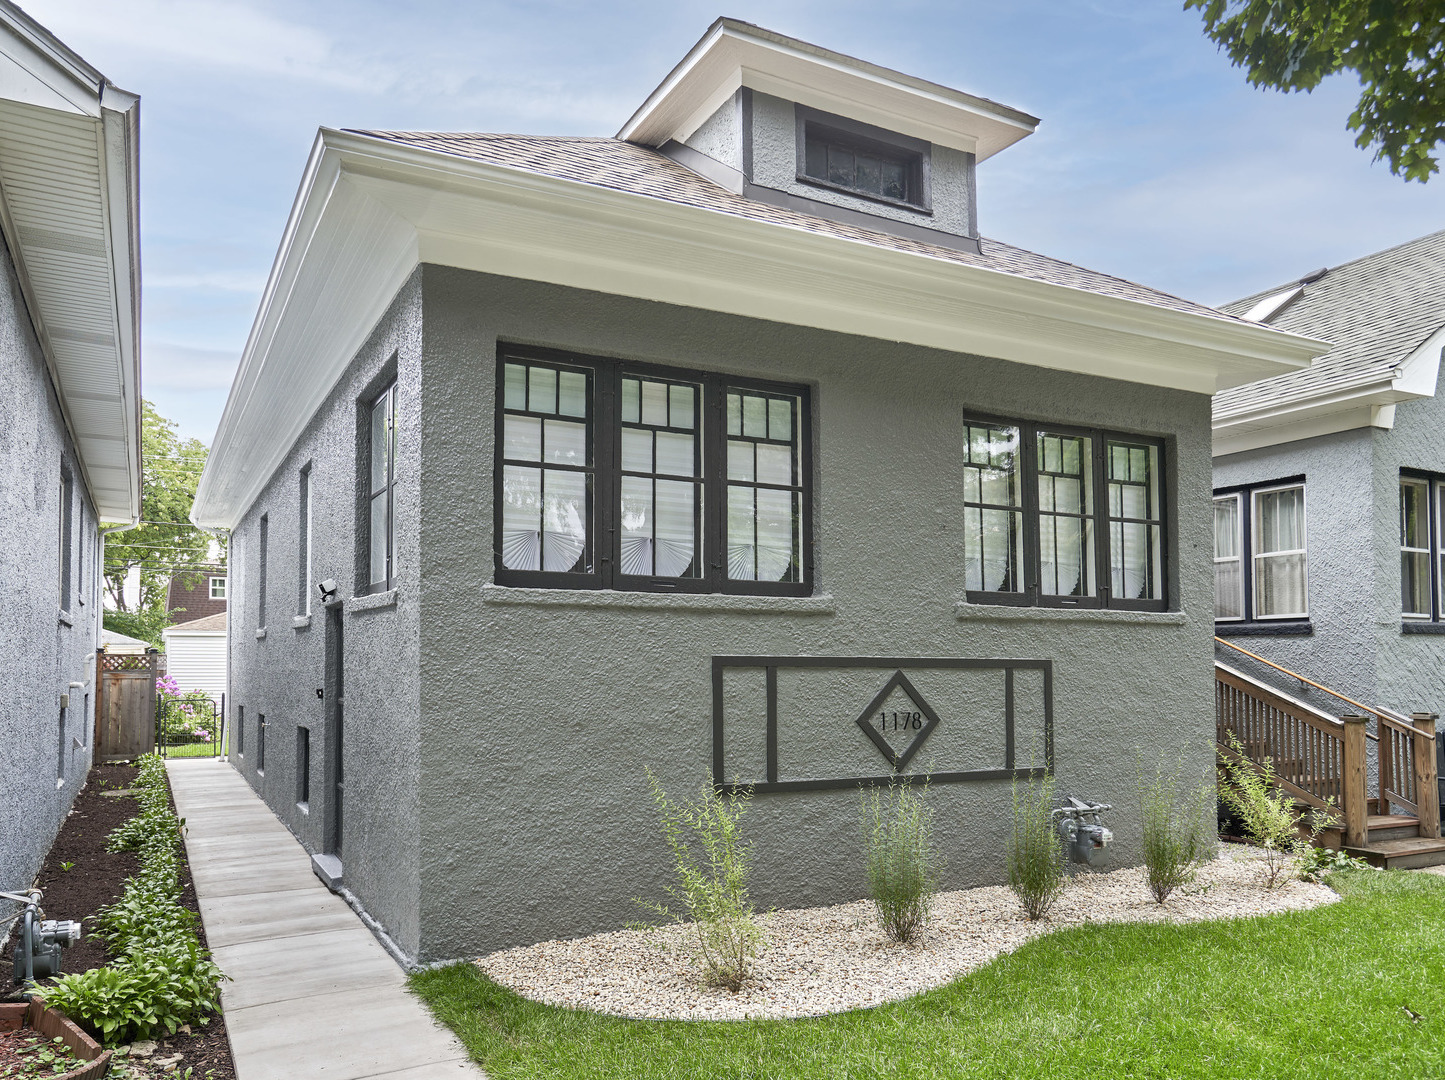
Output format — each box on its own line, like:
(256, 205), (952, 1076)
(1212, 479), (1308, 622)
(209, 577), (226, 600)
(495, 348), (810, 595)
(1400, 472), (1445, 622)
(962, 418), (1166, 610)
(796, 107), (929, 210)
(365, 383), (398, 592)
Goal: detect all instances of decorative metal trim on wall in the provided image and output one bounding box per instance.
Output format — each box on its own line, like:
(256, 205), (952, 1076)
(711, 655), (1054, 794)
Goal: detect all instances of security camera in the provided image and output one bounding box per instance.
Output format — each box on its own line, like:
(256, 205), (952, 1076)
(317, 579), (338, 600)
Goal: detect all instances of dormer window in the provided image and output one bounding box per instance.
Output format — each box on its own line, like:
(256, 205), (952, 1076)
(796, 106), (930, 212)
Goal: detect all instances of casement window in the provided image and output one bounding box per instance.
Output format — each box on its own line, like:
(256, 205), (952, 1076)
(1400, 473), (1445, 621)
(57, 471), (73, 612)
(1212, 480), (1308, 622)
(297, 465), (312, 614)
(365, 383), (398, 593)
(796, 106), (929, 210)
(961, 418), (1167, 610)
(257, 514), (268, 629)
(494, 347), (811, 595)
(209, 576), (227, 601)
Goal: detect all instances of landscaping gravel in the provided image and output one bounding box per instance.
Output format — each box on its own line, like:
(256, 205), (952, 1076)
(477, 852), (1339, 1021)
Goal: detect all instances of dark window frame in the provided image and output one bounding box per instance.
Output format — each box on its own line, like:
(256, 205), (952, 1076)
(58, 468), (73, 613)
(1212, 475), (1309, 625)
(493, 345), (814, 597)
(257, 513), (269, 630)
(296, 726), (310, 808)
(1400, 468), (1444, 623)
(361, 381), (398, 596)
(298, 463), (312, 615)
(962, 413), (1170, 612)
(794, 104), (932, 213)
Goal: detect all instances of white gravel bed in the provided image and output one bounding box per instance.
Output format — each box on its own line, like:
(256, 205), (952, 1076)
(477, 852), (1338, 1021)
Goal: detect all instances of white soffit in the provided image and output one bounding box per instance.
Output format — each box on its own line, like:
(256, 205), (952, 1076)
(194, 129), (1323, 529)
(0, 3), (140, 521)
(617, 18), (1039, 161)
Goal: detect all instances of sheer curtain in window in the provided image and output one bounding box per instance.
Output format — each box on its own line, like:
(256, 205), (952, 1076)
(1213, 495), (1243, 619)
(1253, 487), (1307, 617)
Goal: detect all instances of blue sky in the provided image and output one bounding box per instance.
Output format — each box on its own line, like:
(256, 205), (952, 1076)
(24, 0), (1445, 443)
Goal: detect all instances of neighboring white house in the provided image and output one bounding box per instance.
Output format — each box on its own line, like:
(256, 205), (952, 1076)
(161, 611), (227, 698)
(99, 628), (148, 655)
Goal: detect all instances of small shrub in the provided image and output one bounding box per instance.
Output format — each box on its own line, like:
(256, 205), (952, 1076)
(1297, 845), (1372, 882)
(1137, 757), (1215, 904)
(1219, 733), (1337, 888)
(1008, 775), (1065, 920)
(635, 771), (762, 992)
(860, 778), (942, 944)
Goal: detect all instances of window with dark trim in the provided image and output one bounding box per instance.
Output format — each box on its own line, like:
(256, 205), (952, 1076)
(256, 712), (265, 772)
(298, 464), (312, 614)
(364, 383), (398, 593)
(1213, 478), (1308, 623)
(237, 705), (244, 756)
(962, 417), (1168, 610)
(58, 470), (73, 612)
(796, 106), (930, 211)
(257, 514), (268, 629)
(495, 347), (812, 595)
(296, 726), (310, 808)
(1400, 471), (1445, 622)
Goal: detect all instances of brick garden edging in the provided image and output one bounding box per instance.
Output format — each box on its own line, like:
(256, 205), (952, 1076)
(0, 999), (113, 1079)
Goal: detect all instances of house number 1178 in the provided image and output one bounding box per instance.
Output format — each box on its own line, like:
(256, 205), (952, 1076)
(880, 711), (923, 732)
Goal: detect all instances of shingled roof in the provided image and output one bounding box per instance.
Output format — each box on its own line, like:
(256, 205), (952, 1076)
(350, 130), (1246, 325)
(1214, 230), (1445, 417)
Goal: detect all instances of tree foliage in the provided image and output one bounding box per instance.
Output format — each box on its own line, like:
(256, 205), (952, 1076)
(102, 401), (220, 644)
(1186, 0), (1445, 181)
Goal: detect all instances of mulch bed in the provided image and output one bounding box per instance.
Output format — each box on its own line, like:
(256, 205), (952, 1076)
(2, 763), (237, 1079)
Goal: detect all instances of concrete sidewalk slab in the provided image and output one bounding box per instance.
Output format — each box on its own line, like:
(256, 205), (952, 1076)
(168, 759), (483, 1080)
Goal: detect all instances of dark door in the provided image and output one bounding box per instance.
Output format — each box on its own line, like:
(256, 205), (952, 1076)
(325, 603), (345, 858)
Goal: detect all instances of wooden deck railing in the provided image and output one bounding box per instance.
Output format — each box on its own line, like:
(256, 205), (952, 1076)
(1215, 638), (1440, 846)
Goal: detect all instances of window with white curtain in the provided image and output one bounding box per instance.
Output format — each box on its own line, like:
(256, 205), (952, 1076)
(963, 417), (1167, 610)
(1398, 472), (1445, 622)
(1212, 478), (1309, 623)
(494, 347), (811, 596)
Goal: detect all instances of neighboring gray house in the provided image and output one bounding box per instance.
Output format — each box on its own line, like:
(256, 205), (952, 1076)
(1212, 231), (1445, 721)
(0, 2), (141, 901)
(193, 19), (1320, 965)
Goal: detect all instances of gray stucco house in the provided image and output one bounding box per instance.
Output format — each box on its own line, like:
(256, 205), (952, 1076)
(0, 1), (141, 901)
(193, 20), (1321, 965)
(1212, 231), (1445, 717)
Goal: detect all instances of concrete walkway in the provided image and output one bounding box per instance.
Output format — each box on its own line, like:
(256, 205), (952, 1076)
(167, 758), (483, 1080)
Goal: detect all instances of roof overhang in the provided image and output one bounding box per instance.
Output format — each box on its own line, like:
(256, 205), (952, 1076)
(617, 18), (1039, 161)
(0, 1), (141, 521)
(1212, 323), (1444, 457)
(194, 128), (1325, 528)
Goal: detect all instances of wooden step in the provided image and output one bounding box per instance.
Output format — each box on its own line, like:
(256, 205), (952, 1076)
(1344, 837), (1445, 870)
(1317, 814), (1424, 849)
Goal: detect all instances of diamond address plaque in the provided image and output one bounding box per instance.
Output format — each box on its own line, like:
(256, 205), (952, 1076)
(854, 670), (941, 771)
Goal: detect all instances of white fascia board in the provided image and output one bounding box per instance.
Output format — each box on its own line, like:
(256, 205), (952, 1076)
(0, 1), (104, 117)
(196, 128), (1323, 528)
(1393, 322), (1445, 398)
(97, 88), (141, 521)
(1213, 405), (1388, 457)
(618, 19), (1036, 160)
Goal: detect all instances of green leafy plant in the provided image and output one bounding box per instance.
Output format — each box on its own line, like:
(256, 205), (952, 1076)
(1008, 775), (1065, 921)
(635, 771), (763, 992)
(1219, 733), (1337, 888)
(1137, 757), (1216, 904)
(1297, 845), (1372, 883)
(59, 861), (75, 872)
(861, 778), (942, 944)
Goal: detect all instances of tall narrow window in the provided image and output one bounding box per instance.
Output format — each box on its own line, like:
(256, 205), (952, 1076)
(1402, 477), (1432, 618)
(962, 423), (1024, 597)
(237, 705), (244, 756)
(256, 713), (265, 772)
(257, 514), (268, 629)
(1213, 494), (1244, 620)
(298, 465), (312, 614)
(1107, 441), (1163, 602)
(499, 360), (592, 579)
(367, 384), (399, 590)
(725, 388), (804, 584)
(1253, 485), (1307, 619)
(296, 727), (310, 807)
(57, 471), (73, 611)
(620, 374), (700, 580)
(1036, 431), (1095, 600)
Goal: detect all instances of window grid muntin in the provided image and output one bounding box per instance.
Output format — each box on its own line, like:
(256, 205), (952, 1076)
(1036, 430), (1096, 600)
(494, 347), (812, 596)
(210, 577), (227, 600)
(618, 372), (702, 581)
(962, 414), (1167, 611)
(725, 388), (804, 585)
(1106, 440), (1164, 602)
(1251, 483), (1309, 620)
(366, 383), (398, 591)
(962, 423), (1024, 596)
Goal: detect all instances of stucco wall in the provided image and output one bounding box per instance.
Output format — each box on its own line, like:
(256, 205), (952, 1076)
(0, 231), (99, 899)
(415, 265), (1216, 962)
(746, 91), (975, 237)
(682, 93), (741, 171)
(226, 269), (424, 958)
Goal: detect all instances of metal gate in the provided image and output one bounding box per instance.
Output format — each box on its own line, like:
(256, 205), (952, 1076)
(155, 690), (227, 759)
(96, 651), (160, 761)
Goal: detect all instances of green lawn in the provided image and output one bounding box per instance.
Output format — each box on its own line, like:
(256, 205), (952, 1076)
(410, 870), (1445, 1080)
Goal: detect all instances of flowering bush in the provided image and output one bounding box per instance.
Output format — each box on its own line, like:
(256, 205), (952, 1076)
(155, 679), (218, 744)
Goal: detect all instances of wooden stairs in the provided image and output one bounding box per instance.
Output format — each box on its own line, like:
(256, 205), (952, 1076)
(1217, 639), (1445, 871)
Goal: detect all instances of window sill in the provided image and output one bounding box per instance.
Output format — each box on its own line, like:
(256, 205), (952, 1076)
(482, 583), (837, 615)
(57, 610), (72, 627)
(292, 615), (312, 630)
(954, 601), (1186, 625)
(1214, 620), (1313, 637)
(1402, 621), (1445, 635)
(348, 589), (398, 613)
(255, 628), (267, 640)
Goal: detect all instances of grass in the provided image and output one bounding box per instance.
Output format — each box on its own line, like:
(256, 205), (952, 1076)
(410, 869), (1445, 1080)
